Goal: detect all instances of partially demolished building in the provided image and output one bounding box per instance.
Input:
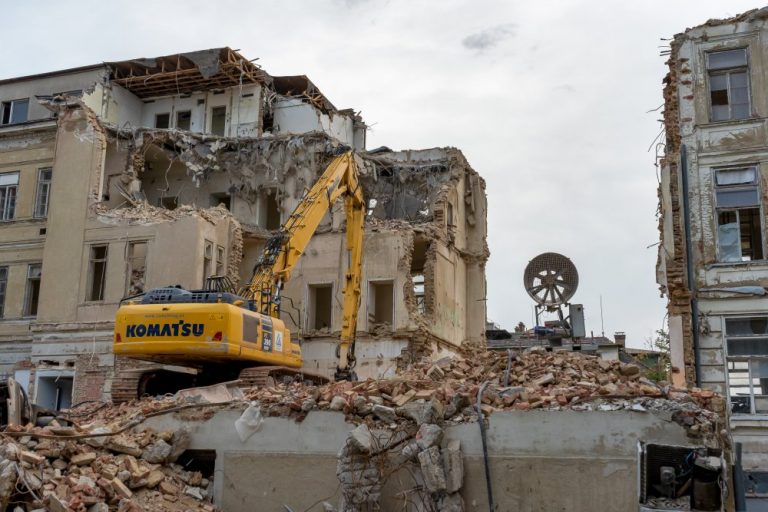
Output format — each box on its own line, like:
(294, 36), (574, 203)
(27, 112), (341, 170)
(656, 8), (768, 498)
(0, 48), (487, 406)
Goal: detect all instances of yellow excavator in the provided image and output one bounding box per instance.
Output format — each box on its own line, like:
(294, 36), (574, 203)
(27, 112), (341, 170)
(113, 150), (364, 396)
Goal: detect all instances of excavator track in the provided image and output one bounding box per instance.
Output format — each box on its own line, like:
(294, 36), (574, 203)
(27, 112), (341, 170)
(237, 366), (330, 388)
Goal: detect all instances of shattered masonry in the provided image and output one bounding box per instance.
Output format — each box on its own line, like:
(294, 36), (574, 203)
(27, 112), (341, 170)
(0, 348), (729, 511)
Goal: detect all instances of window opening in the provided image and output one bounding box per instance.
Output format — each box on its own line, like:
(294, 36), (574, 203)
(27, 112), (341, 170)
(715, 166), (763, 261)
(0, 267), (7, 318)
(368, 281), (394, 328)
(159, 196), (178, 210)
(0, 172), (19, 221)
(88, 245), (108, 301)
(725, 317), (768, 415)
(308, 284), (333, 331)
(411, 237), (430, 315)
(203, 240), (213, 283)
(215, 245), (225, 277)
(176, 110), (192, 131)
(1, 99), (29, 125)
(210, 106), (226, 136)
(36, 376), (73, 411)
(707, 48), (750, 121)
(210, 193), (231, 210)
(155, 113), (170, 129)
(126, 241), (147, 296)
(34, 167), (52, 218)
(24, 264), (41, 316)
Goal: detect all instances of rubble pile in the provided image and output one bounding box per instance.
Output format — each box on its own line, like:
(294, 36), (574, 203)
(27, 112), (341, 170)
(237, 348), (724, 443)
(0, 417), (217, 511)
(0, 349), (727, 511)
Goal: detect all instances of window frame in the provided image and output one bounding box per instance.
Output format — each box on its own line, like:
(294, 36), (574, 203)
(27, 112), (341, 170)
(0, 266), (7, 318)
(713, 165), (765, 262)
(706, 48), (752, 122)
(125, 240), (148, 296)
(86, 244), (109, 302)
(210, 106), (227, 136)
(0, 171), (19, 222)
(1, 98), (30, 125)
(155, 113), (170, 129)
(34, 167), (52, 218)
(202, 240), (214, 284)
(724, 315), (768, 417)
(23, 263), (42, 317)
(176, 110), (192, 131)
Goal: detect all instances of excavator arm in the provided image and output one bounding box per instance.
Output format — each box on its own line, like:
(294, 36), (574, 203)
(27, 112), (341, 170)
(243, 151), (365, 379)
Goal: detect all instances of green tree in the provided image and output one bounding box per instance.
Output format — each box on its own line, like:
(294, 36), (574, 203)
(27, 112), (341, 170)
(643, 329), (671, 382)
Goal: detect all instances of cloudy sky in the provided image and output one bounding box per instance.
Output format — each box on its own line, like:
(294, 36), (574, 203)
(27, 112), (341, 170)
(2, 1), (761, 347)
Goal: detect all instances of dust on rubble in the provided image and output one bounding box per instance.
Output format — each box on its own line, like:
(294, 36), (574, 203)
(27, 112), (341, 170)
(0, 348), (726, 510)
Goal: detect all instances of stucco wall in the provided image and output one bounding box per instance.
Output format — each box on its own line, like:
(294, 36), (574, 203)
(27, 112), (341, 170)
(141, 409), (706, 512)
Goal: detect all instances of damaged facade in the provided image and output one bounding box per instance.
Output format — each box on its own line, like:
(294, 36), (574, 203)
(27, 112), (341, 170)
(657, 8), (768, 498)
(0, 48), (487, 405)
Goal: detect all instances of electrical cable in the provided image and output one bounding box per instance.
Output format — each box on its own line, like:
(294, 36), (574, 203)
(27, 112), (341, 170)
(476, 380), (494, 511)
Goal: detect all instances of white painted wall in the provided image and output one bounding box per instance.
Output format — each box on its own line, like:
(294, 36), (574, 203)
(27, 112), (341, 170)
(273, 97), (355, 146)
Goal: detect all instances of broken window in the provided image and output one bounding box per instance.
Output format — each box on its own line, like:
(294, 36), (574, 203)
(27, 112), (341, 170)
(87, 245), (108, 301)
(159, 196), (178, 210)
(0, 266), (7, 318)
(210, 193), (231, 210)
(210, 106), (226, 136)
(36, 375), (73, 411)
(24, 263), (41, 317)
(368, 281), (394, 328)
(715, 167), (763, 261)
(203, 240), (213, 283)
(155, 113), (170, 129)
(34, 167), (52, 218)
(308, 284), (333, 331)
(215, 245), (225, 277)
(411, 237), (430, 315)
(126, 241), (147, 296)
(725, 317), (768, 415)
(0, 172), (18, 221)
(176, 110), (192, 130)
(258, 190), (281, 230)
(707, 48), (750, 121)
(446, 202), (455, 227)
(1, 98), (29, 125)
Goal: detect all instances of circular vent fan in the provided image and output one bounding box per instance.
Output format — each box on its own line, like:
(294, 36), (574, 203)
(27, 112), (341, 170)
(523, 252), (579, 307)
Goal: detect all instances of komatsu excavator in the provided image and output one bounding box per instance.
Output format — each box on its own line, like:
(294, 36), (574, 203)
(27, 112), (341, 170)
(113, 150), (364, 397)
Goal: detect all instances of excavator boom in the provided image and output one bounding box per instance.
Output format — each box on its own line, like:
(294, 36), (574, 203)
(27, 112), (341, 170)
(244, 150), (365, 378)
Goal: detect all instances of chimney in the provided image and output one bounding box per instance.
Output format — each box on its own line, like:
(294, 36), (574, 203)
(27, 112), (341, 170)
(613, 332), (626, 346)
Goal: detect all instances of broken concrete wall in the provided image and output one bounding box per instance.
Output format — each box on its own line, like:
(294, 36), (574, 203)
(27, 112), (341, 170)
(140, 409), (715, 512)
(273, 97), (355, 146)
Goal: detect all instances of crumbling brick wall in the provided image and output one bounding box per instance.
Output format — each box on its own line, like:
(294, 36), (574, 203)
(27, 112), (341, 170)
(658, 36), (696, 386)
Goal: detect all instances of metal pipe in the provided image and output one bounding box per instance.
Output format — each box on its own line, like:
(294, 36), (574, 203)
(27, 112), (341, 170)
(476, 380), (494, 511)
(734, 442), (747, 511)
(680, 144), (702, 386)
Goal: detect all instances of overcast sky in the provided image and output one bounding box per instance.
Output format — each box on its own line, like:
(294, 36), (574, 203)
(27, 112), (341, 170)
(2, 1), (762, 348)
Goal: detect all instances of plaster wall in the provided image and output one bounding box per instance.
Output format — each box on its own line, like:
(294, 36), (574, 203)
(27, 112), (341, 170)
(0, 68), (105, 122)
(273, 98), (354, 146)
(141, 409), (704, 512)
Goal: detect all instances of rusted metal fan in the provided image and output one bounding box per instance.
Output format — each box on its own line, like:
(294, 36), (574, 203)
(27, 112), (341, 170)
(524, 252), (578, 308)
